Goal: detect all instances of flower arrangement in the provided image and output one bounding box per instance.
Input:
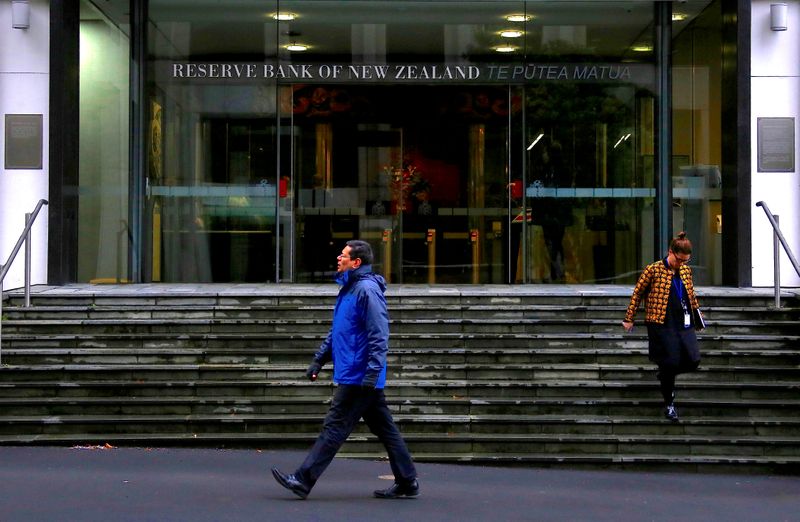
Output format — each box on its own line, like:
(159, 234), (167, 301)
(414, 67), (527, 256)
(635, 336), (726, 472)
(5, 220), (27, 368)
(383, 164), (431, 212)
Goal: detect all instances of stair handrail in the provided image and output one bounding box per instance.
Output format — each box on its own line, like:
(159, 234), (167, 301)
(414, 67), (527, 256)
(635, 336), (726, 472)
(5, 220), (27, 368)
(755, 201), (800, 308)
(0, 198), (49, 365)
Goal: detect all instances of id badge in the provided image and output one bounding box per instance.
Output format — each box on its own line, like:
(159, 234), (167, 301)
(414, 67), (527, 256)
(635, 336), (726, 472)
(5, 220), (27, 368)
(684, 312), (691, 328)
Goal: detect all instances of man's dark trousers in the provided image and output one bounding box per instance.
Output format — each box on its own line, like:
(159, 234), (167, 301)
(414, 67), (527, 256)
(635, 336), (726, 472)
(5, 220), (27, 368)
(294, 384), (416, 490)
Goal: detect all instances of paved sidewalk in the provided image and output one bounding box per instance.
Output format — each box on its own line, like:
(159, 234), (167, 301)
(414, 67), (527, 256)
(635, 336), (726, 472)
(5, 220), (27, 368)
(0, 447), (797, 522)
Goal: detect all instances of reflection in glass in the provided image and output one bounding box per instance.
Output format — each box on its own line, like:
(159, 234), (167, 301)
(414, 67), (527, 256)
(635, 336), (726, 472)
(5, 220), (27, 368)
(519, 81), (654, 284)
(672, 0), (723, 285)
(79, 0), (130, 282)
(145, 0), (280, 282)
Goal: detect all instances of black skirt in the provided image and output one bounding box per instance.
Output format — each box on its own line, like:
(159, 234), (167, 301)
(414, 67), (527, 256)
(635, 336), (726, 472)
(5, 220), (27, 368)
(646, 323), (700, 372)
(645, 271), (701, 372)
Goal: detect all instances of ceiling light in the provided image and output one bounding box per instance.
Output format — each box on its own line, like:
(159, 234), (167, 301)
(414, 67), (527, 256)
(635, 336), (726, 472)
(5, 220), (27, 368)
(494, 45), (517, 53)
(500, 30), (524, 38)
(672, 13), (687, 21)
(285, 43), (308, 52)
(272, 12), (297, 21)
(631, 45), (652, 52)
(613, 133), (632, 148)
(527, 133), (544, 150)
(505, 14), (532, 23)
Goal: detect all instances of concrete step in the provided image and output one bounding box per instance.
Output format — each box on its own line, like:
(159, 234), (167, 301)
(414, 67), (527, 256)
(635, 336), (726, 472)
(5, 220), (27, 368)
(0, 418), (797, 457)
(1, 379), (798, 401)
(1, 411), (798, 440)
(1, 362), (798, 384)
(1, 428), (795, 473)
(9, 286), (799, 309)
(5, 303), (799, 322)
(0, 430), (797, 473)
(336, 451), (800, 474)
(3, 332), (799, 351)
(3, 347), (798, 367)
(1, 396), (798, 420)
(3, 317), (797, 336)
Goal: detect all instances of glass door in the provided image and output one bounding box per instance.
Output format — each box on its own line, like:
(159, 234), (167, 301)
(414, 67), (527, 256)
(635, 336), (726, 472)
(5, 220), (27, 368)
(146, 117), (279, 283)
(290, 84), (513, 284)
(518, 83), (654, 284)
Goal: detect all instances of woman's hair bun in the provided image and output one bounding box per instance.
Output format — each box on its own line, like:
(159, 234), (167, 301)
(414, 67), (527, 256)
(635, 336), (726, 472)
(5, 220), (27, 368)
(677, 231), (687, 240)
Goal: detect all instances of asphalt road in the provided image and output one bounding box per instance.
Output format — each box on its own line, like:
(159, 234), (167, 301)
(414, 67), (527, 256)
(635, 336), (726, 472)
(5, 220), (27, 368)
(0, 446), (797, 522)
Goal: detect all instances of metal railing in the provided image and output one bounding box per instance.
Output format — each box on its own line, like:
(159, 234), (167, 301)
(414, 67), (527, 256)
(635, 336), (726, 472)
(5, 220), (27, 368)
(0, 199), (49, 364)
(755, 201), (800, 308)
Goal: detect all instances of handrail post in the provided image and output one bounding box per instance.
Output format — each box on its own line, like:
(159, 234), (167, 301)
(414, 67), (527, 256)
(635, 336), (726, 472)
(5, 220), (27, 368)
(773, 215), (781, 309)
(756, 201), (800, 309)
(755, 201), (800, 277)
(0, 199), (49, 365)
(25, 212), (32, 307)
(0, 273), (3, 365)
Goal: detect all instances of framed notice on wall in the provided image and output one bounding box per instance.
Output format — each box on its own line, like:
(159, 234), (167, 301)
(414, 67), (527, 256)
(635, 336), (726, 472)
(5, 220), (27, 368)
(5, 114), (43, 169)
(757, 117), (795, 172)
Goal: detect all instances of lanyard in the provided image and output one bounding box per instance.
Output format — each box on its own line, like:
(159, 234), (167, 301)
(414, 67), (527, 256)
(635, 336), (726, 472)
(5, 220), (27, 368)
(674, 273), (691, 328)
(672, 276), (685, 304)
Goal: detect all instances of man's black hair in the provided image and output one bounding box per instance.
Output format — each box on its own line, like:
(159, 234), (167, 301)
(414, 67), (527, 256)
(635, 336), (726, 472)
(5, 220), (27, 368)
(346, 240), (374, 265)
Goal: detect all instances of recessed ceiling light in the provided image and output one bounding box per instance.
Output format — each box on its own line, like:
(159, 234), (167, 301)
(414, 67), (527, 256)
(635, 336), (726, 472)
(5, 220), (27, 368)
(495, 45), (517, 53)
(506, 14), (532, 23)
(500, 30), (524, 38)
(285, 43), (309, 52)
(631, 45), (652, 52)
(272, 12), (297, 21)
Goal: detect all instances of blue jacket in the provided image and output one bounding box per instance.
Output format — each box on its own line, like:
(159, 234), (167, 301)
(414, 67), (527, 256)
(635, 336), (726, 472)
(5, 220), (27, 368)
(313, 265), (389, 388)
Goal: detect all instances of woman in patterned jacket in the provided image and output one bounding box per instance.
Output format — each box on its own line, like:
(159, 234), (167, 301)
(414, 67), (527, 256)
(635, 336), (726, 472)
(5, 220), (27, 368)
(622, 232), (705, 421)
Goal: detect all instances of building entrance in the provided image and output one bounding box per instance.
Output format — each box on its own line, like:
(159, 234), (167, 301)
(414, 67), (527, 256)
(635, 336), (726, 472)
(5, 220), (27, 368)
(142, 81), (653, 284)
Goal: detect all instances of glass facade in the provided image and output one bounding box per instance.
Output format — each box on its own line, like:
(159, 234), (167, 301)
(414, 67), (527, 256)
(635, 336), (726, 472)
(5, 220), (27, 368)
(78, 0), (130, 282)
(76, 0), (723, 284)
(672, 1), (723, 286)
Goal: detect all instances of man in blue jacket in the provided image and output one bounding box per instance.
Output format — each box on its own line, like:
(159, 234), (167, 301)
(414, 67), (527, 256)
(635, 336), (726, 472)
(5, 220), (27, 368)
(271, 240), (419, 500)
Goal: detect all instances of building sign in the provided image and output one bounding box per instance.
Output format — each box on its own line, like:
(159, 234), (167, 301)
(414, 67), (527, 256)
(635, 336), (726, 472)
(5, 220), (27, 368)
(165, 62), (654, 86)
(757, 117), (795, 172)
(4, 114), (43, 170)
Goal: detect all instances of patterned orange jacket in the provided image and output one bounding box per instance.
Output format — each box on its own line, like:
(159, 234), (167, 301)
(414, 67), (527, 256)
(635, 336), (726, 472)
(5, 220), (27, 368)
(624, 259), (700, 325)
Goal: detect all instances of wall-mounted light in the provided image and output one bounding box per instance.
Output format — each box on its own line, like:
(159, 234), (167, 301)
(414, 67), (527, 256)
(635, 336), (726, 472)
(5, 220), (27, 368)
(494, 45), (517, 53)
(631, 45), (653, 53)
(499, 30), (524, 38)
(12, 0), (31, 30)
(771, 3), (788, 31)
(672, 13), (687, 22)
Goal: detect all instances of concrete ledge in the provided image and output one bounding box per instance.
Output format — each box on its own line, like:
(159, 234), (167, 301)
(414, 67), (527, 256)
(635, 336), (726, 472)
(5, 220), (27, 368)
(8, 283), (800, 299)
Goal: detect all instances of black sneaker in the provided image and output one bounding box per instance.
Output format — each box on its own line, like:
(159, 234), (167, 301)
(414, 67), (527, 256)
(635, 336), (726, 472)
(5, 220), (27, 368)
(664, 404), (679, 422)
(374, 479), (420, 499)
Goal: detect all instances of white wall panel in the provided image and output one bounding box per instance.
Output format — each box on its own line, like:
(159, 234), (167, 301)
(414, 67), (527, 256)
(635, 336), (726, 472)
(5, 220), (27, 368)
(0, 0), (50, 289)
(751, 0), (800, 287)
